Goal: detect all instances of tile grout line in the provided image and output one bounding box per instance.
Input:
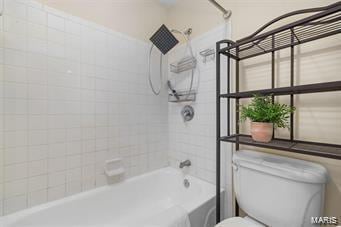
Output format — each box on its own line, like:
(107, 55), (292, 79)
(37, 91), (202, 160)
(25, 0), (29, 208)
(0, 0), (3, 213)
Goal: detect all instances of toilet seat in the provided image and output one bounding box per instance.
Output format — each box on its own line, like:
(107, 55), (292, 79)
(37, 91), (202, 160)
(215, 217), (265, 227)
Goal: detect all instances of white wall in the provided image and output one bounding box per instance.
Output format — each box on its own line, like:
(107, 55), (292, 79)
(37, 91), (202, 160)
(0, 0), (168, 215)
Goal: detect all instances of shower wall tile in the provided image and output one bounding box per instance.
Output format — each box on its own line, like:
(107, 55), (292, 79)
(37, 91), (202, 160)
(167, 25), (234, 217)
(0, 0), (168, 216)
(168, 25), (231, 184)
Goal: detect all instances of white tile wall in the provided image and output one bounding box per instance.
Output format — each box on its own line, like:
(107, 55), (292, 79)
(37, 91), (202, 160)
(167, 24), (233, 217)
(168, 25), (227, 182)
(0, 0), (168, 215)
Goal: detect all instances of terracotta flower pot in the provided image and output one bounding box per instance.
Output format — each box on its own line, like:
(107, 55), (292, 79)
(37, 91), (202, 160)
(251, 122), (273, 143)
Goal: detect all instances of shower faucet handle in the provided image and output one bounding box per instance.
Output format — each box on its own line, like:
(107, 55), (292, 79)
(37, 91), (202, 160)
(181, 105), (194, 122)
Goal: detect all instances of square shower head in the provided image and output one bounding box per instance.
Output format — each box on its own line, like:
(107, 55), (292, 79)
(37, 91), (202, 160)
(150, 24), (179, 55)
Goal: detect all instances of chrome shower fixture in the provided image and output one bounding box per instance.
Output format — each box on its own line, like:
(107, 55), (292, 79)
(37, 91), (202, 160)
(148, 24), (180, 95)
(167, 81), (180, 100)
(184, 28), (192, 36)
(199, 48), (215, 63)
(150, 24), (179, 55)
(179, 159), (191, 168)
(148, 25), (196, 99)
(171, 27), (192, 38)
(181, 105), (194, 122)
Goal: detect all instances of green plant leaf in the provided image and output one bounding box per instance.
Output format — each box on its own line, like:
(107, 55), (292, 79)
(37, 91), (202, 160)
(239, 94), (295, 129)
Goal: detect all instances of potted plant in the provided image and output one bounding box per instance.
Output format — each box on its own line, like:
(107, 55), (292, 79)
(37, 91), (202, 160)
(240, 95), (295, 143)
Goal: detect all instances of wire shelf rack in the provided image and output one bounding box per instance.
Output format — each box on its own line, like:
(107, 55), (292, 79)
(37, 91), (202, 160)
(170, 56), (197, 74)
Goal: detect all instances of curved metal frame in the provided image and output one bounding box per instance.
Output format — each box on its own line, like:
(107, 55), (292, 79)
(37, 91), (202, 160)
(238, 1), (341, 43)
(219, 1), (341, 60)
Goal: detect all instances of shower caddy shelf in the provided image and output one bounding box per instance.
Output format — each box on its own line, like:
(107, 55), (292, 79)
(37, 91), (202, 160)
(215, 1), (341, 223)
(170, 56), (197, 74)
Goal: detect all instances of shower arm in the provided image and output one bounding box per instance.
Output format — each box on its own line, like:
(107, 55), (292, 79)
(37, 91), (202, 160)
(171, 28), (192, 38)
(208, 0), (232, 19)
(170, 28), (194, 56)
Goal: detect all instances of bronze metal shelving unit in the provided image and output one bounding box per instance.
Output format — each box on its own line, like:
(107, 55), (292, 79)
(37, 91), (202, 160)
(215, 1), (341, 223)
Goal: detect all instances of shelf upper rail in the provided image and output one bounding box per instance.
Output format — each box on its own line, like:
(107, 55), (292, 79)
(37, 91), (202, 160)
(220, 81), (341, 98)
(219, 1), (341, 60)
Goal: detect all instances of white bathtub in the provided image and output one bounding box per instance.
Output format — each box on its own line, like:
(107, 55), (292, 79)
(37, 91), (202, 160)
(0, 167), (220, 227)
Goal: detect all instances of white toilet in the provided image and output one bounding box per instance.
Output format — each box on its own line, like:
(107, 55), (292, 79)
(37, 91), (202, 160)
(216, 150), (328, 227)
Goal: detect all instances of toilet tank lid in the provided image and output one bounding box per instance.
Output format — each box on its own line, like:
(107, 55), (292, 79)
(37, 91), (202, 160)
(233, 150), (328, 184)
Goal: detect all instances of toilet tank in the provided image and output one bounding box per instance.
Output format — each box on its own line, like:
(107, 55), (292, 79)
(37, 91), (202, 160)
(233, 150), (328, 227)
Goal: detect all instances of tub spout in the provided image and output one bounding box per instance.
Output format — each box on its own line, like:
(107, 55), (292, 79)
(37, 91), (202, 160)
(179, 160), (191, 168)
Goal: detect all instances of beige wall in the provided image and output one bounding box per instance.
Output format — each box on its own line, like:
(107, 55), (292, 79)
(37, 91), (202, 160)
(36, 0), (341, 220)
(166, 0), (337, 40)
(37, 0), (168, 40)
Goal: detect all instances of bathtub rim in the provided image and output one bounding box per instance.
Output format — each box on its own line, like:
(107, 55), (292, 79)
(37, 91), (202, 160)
(0, 167), (223, 226)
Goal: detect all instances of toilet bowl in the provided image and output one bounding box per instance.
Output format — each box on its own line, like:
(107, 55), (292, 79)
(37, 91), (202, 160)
(216, 150), (328, 227)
